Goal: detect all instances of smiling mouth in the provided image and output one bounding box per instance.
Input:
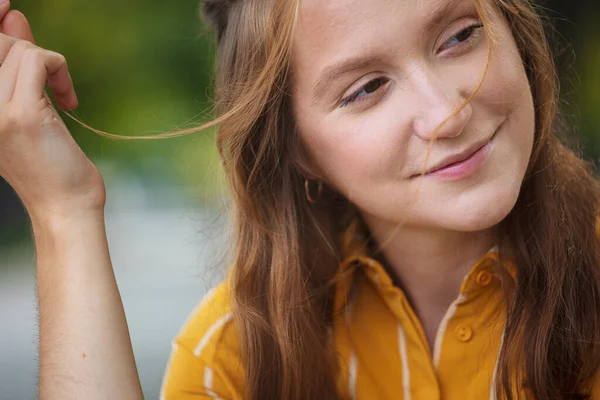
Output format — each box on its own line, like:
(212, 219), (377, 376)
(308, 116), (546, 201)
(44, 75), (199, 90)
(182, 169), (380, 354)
(411, 127), (500, 179)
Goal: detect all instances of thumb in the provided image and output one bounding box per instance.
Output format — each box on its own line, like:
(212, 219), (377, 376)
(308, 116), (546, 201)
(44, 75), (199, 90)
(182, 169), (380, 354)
(1, 10), (35, 43)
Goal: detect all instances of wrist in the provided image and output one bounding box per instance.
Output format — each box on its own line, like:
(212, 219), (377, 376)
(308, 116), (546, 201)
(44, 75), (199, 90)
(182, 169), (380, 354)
(29, 204), (106, 238)
(25, 181), (107, 229)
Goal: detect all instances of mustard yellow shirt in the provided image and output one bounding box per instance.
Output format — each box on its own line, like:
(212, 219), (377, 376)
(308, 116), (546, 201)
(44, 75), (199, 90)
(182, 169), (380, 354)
(160, 238), (600, 399)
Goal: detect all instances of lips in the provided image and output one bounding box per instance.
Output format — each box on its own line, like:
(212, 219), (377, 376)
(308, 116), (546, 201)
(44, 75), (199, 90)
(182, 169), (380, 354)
(412, 132), (496, 178)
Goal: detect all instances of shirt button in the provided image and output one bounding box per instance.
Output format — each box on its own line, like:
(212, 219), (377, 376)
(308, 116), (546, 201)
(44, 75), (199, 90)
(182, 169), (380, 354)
(455, 324), (473, 342)
(475, 270), (493, 287)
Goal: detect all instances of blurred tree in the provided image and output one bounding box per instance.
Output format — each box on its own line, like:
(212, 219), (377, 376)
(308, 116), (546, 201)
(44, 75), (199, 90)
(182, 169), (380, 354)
(542, 0), (600, 161)
(1, 0), (222, 243)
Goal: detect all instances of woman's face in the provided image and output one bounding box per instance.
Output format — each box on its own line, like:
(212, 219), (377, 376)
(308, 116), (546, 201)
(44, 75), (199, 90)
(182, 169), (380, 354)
(291, 0), (535, 233)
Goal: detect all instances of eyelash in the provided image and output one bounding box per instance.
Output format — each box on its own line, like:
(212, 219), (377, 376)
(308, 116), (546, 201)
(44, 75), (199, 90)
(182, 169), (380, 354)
(340, 77), (389, 108)
(438, 22), (484, 53)
(339, 22), (485, 108)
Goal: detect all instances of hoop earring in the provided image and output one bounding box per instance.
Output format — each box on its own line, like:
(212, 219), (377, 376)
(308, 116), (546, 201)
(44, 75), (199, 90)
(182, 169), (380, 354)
(305, 179), (323, 204)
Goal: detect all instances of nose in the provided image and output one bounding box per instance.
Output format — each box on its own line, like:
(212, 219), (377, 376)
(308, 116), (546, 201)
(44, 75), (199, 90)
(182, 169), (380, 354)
(411, 72), (472, 141)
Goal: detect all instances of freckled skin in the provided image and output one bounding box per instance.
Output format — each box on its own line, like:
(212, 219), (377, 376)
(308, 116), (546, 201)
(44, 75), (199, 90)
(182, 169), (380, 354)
(291, 0), (535, 235)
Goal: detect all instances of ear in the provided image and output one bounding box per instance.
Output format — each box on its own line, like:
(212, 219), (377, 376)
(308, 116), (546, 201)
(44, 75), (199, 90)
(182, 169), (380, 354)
(290, 143), (323, 181)
(286, 115), (328, 182)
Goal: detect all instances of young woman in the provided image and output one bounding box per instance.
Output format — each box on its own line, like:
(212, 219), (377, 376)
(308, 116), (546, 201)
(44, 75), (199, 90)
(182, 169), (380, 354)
(0, 0), (599, 398)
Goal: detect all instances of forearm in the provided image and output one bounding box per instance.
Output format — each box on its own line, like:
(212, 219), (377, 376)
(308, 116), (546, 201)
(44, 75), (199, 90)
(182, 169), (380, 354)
(32, 209), (143, 400)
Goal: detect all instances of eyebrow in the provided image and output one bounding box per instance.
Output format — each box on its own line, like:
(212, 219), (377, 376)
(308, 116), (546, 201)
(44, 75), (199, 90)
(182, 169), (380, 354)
(310, 0), (462, 104)
(427, 0), (462, 31)
(311, 56), (380, 105)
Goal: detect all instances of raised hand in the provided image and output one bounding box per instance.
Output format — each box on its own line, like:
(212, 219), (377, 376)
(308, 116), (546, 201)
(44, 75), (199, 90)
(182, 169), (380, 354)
(0, 4), (105, 223)
(0, 5), (143, 399)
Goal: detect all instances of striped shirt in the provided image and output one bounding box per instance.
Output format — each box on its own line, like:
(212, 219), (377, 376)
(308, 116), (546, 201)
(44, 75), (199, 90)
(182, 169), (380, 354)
(160, 224), (600, 399)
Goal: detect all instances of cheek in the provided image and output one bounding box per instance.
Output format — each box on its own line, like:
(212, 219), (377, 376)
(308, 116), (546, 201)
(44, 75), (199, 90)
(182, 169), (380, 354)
(298, 114), (408, 195)
(493, 52), (535, 159)
(478, 25), (534, 118)
(481, 55), (535, 185)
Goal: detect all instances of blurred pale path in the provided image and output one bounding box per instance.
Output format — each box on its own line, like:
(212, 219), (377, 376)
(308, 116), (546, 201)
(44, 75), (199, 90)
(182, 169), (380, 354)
(0, 166), (227, 400)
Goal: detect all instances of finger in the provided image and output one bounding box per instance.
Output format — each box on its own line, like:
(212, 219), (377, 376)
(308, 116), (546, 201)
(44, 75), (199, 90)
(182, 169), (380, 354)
(0, 31), (16, 61)
(13, 46), (78, 110)
(0, 38), (29, 104)
(47, 69), (77, 110)
(0, 1), (11, 24)
(1, 10), (35, 43)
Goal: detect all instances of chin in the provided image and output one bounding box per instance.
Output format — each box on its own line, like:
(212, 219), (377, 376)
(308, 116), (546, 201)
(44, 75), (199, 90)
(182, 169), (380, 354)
(446, 203), (513, 232)
(421, 181), (523, 233)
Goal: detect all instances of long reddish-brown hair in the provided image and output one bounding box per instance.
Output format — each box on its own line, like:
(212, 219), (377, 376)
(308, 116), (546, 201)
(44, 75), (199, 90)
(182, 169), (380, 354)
(75, 0), (600, 398)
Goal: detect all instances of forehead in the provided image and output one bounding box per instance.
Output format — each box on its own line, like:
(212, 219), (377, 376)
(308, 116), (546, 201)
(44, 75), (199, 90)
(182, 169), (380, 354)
(296, 0), (408, 41)
(292, 0), (475, 87)
(294, 0), (404, 58)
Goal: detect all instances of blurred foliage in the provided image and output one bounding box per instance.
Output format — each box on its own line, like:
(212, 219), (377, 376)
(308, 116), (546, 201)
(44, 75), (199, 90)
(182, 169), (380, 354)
(541, 0), (600, 162)
(0, 1), (599, 247)
(577, 10), (600, 161)
(12, 0), (224, 198)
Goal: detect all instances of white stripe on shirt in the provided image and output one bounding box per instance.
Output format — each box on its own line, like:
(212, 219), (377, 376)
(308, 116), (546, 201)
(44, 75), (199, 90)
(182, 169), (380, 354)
(193, 313), (233, 357)
(433, 294), (466, 369)
(397, 324), (412, 400)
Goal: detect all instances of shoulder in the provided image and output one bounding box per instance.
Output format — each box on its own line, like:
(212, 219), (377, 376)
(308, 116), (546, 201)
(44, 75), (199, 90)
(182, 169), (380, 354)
(176, 282), (236, 359)
(161, 281), (245, 400)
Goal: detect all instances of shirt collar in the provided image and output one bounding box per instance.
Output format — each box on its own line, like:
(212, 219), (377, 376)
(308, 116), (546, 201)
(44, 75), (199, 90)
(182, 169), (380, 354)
(334, 216), (513, 311)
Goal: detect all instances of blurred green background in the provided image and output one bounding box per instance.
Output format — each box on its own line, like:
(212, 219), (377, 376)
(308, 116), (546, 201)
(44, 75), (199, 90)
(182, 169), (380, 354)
(0, 0), (225, 246)
(0, 1), (598, 399)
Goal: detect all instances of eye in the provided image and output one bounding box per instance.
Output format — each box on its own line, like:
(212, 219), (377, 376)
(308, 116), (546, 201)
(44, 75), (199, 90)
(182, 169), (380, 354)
(438, 22), (484, 53)
(340, 77), (389, 108)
